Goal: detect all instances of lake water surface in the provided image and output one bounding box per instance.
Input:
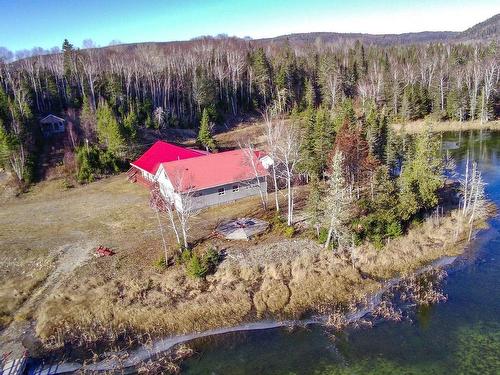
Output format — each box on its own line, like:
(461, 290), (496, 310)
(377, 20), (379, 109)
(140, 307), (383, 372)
(181, 131), (500, 375)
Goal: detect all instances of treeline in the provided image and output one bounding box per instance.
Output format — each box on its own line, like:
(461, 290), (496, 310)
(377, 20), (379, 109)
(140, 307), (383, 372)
(265, 100), (445, 249)
(0, 37), (498, 185)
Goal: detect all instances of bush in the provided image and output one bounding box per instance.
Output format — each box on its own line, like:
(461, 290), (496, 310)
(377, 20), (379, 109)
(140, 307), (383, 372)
(372, 234), (385, 250)
(202, 247), (221, 273)
(270, 213), (286, 227)
(283, 226), (295, 238)
(179, 248), (192, 264)
(271, 214), (295, 237)
(75, 145), (122, 184)
(386, 221), (403, 238)
(186, 254), (208, 279)
(184, 247), (221, 279)
(317, 227), (328, 244)
(153, 256), (167, 271)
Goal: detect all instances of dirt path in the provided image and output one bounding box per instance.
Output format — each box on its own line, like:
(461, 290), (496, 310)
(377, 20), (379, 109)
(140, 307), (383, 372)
(0, 175), (150, 358)
(0, 241), (96, 358)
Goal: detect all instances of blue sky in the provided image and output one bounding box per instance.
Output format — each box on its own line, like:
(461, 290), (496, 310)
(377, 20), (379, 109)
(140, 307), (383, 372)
(0, 0), (498, 51)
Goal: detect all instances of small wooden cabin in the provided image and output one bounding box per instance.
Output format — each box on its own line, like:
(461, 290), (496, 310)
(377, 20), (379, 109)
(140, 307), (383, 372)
(40, 114), (65, 137)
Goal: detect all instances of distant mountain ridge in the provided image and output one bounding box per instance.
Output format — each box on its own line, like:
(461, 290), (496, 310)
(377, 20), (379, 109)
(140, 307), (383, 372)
(259, 13), (499, 46)
(92, 14), (498, 58)
(258, 31), (460, 46)
(458, 13), (499, 41)
(4, 13), (498, 63)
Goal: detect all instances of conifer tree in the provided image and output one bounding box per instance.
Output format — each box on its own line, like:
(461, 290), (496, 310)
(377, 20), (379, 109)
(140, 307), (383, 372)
(313, 106), (332, 177)
(398, 129), (443, 220)
(250, 48), (272, 105)
(123, 107), (138, 142)
(96, 99), (124, 154)
(307, 174), (323, 237)
(324, 151), (352, 249)
(300, 107), (318, 178)
(80, 95), (96, 138)
(197, 107), (216, 151)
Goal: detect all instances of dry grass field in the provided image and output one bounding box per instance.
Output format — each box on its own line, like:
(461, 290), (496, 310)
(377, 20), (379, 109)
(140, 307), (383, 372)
(392, 119), (500, 134)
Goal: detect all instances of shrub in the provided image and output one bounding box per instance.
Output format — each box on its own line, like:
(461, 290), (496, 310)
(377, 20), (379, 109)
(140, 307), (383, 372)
(153, 256), (167, 271)
(373, 234), (385, 250)
(270, 214), (286, 228)
(386, 221), (403, 238)
(283, 225), (295, 238)
(186, 254), (208, 279)
(317, 227), (328, 244)
(75, 145), (122, 183)
(60, 178), (74, 190)
(202, 247), (220, 273)
(271, 214), (295, 238)
(180, 248), (192, 264)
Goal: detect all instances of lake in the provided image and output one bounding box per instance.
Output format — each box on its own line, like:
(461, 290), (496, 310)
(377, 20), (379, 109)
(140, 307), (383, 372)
(181, 130), (500, 375)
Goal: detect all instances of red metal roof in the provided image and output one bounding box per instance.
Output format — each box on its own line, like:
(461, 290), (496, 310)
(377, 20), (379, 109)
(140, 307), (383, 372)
(160, 149), (268, 192)
(131, 141), (205, 175)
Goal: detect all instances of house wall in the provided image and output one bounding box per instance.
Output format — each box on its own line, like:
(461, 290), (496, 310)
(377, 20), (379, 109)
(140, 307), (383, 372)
(41, 120), (65, 136)
(141, 169), (155, 181)
(187, 177), (267, 211)
(157, 172), (267, 211)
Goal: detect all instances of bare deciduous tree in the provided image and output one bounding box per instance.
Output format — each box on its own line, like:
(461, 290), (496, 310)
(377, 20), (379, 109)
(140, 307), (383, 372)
(149, 183), (171, 262)
(274, 118), (302, 226)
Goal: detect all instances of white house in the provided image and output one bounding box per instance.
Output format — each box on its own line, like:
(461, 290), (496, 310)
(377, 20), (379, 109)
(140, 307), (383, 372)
(154, 148), (270, 212)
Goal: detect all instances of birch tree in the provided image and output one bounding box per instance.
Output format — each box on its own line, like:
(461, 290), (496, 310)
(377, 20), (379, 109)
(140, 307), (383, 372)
(149, 183), (171, 263)
(274, 119), (302, 226)
(480, 59), (498, 123)
(262, 109), (282, 212)
(324, 151), (352, 250)
(240, 141), (268, 209)
(169, 169), (200, 249)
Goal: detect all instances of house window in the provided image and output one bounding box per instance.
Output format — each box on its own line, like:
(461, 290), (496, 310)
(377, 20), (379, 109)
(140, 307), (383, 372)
(232, 185), (239, 192)
(218, 187), (225, 195)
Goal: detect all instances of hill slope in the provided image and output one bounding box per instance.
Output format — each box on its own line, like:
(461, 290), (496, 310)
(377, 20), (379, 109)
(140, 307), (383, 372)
(458, 13), (500, 41)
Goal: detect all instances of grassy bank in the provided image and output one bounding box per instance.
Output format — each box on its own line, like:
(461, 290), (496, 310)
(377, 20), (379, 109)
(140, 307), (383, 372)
(392, 119), (500, 134)
(0, 168), (492, 356)
(33, 202), (489, 351)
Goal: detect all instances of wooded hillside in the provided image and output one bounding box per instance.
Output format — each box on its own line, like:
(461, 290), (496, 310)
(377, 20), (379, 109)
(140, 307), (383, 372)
(0, 15), (498, 186)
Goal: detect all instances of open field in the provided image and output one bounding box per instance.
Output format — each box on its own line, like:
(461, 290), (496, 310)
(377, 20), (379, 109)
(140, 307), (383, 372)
(0, 173), (307, 354)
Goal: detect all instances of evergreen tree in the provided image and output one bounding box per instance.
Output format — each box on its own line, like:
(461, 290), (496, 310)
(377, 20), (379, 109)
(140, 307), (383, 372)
(300, 107), (319, 178)
(303, 79), (317, 109)
(306, 174), (323, 237)
(0, 86), (9, 123)
(197, 107), (216, 151)
(80, 95), (96, 138)
(384, 126), (403, 176)
(250, 48), (272, 105)
(332, 98), (356, 131)
(62, 39), (74, 78)
(313, 106), (332, 176)
(123, 107), (138, 142)
(398, 129), (443, 220)
(96, 99), (124, 154)
(193, 68), (216, 110)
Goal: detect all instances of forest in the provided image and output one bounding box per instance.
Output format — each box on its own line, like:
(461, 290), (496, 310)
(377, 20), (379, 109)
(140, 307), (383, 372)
(0, 36), (498, 187)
